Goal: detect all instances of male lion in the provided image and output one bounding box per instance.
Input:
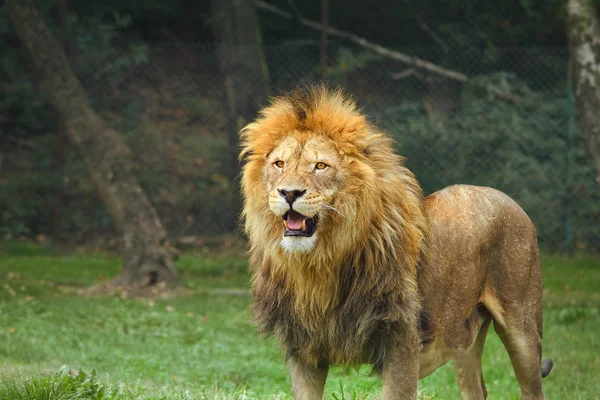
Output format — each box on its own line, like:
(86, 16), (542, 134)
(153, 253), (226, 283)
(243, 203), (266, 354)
(240, 86), (552, 400)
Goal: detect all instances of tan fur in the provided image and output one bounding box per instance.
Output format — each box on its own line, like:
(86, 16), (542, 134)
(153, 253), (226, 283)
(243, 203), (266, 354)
(240, 86), (550, 399)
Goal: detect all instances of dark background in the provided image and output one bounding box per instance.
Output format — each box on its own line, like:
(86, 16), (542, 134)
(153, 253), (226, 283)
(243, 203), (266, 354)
(1, 0), (598, 253)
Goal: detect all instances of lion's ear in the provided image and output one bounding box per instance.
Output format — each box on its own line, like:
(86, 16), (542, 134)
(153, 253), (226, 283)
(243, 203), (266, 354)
(359, 132), (389, 158)
(353, 135), (378, 158)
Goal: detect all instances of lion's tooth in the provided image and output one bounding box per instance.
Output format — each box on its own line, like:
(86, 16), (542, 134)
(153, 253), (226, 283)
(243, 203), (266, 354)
(301, 220), (306, 230)
(284, 220), (289, 229)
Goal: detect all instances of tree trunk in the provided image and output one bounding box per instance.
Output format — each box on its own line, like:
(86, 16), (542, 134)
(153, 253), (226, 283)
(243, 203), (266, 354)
(319, 0), (329, 81)
(211, 0), (269, 230)
(7, 0), (178, 288)
(566, 0), (600, 185)
(53, 0), (68, 239)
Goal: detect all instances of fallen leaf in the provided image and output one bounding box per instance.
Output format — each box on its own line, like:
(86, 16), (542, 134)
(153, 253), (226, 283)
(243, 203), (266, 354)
(8, 273), (21, 280)
(25, 296), (35, 302)
(3, 284), (16, 296)
(166, 305), (175, 312)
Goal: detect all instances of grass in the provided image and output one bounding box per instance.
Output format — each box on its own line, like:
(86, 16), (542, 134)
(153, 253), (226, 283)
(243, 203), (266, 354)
(0, 241), (599, 399)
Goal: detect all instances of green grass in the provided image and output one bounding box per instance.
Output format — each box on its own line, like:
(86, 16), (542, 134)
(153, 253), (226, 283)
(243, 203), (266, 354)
(0, 241), (599, 399)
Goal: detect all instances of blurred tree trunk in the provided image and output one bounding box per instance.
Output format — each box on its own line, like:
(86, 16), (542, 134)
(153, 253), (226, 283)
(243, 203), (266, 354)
(211, 0), (269, 229)
(319, 0), (329, 81)
(7, 0), (178, 288)
(566, 0), (600, 185)
(53, 0), (68, 238)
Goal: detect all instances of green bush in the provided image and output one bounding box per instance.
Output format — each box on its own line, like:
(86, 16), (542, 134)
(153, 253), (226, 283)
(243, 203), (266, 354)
(1, 28), (598, 252)
(371, 73), (600, 251)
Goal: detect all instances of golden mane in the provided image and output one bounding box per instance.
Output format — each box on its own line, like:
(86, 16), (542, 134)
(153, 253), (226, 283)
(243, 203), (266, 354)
(240, 86), (431, 367)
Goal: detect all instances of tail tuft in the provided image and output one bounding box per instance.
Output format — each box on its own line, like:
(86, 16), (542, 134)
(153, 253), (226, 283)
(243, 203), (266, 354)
(541, 358), (553, 378)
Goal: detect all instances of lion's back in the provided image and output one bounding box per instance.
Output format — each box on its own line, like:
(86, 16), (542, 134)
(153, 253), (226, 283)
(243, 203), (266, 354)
(424, 184), (535, 242)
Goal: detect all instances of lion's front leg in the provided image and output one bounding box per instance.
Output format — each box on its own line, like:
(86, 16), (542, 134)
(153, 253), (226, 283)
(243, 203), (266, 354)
(381, 331), (420, 400)
(289, 357), (329, 400)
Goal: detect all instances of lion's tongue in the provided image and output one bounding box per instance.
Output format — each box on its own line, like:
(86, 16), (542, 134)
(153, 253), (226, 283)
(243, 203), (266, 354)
(287, 211), (305, 230)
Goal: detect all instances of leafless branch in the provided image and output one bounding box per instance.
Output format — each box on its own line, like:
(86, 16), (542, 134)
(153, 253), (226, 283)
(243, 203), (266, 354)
(255, 0), (523, 104)
(256, 0), (466, 82)
(484, 85), (524, 104)
(403, 0), (449, 52)
(414, 16), (450, 53)
(391, 68), (420, 80)
(286, 0), (304, 19)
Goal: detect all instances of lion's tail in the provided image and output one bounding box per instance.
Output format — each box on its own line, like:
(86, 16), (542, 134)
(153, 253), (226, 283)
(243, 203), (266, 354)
(541, 358), (553, 378)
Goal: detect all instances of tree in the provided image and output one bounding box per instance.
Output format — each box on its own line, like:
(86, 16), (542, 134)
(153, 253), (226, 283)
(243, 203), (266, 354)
(566, 0), (600, 185)
(210, 0), (269, 228)
(52, 0), (69, 238)
(7, 0), (178, 288)
(319, 0), (329, 81)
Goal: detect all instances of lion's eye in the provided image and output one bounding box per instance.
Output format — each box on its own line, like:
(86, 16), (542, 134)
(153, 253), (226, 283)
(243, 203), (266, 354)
(315, 162), (328, 170)
(274, 160), (285, 169)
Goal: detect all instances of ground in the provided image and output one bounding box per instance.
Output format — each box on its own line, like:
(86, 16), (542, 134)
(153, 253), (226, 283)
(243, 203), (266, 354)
(0, 242), (599, 399)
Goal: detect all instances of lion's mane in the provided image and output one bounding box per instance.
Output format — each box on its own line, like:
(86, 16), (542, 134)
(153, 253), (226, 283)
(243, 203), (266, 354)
(240, 86), (431, 370)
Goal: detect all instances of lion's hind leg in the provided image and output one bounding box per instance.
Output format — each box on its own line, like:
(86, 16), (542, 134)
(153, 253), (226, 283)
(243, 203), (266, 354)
(492, 315), (545, 400)
(483, 287), (546, 400)
(453, 308), (492, 400)
(483, 246), (547, 399)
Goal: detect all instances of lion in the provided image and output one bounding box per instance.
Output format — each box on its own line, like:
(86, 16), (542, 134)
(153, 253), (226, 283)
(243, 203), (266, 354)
(240, 86), (553, 400)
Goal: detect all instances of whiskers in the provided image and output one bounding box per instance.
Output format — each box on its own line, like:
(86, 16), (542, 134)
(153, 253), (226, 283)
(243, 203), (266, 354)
(322, 203), (355, 222)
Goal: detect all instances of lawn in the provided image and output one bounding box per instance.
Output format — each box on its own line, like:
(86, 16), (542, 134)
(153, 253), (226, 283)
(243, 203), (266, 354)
(0, 241), (599, 399)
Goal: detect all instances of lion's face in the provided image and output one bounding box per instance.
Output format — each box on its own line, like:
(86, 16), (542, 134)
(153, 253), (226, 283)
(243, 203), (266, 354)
(241, 86), (411, 261)
(266, 135), (343, 253)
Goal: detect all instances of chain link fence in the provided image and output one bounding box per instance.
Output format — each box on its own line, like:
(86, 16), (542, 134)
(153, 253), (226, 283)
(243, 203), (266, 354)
(2, 41), (599, 253)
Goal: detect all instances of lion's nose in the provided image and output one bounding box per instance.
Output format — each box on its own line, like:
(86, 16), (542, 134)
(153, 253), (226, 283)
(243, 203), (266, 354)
(277, 189), (306, 206)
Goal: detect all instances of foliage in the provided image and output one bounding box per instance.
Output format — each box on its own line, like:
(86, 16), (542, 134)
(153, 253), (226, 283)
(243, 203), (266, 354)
(2, 42), (599, 250)
(69, 12), (149, 94)
(0, 243), (599, 399)
(369, 72), (600, 251)
(1, 4), (598, 252)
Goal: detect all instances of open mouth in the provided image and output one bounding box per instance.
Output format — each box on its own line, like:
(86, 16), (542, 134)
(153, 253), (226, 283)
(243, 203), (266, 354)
(283, 210), (318, 237)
